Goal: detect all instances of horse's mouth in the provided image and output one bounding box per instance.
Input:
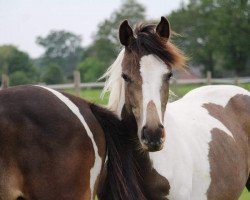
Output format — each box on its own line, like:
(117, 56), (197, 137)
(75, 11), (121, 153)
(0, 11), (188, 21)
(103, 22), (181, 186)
(141, 142), (164, 152)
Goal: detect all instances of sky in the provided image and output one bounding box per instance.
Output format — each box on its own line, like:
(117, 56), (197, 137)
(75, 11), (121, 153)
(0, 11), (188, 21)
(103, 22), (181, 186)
(0, 0), (188, 58)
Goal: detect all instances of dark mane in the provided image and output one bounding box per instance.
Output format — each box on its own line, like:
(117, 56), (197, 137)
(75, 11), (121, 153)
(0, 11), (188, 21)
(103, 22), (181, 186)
(130, 23), (187, 68)
(90, 103), (146, 200)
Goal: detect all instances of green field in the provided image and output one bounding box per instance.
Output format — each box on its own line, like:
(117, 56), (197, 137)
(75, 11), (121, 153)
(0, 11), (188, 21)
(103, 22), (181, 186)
(240, 188), (250, 200)
(66, 84), (250, 199)
(66, 83), (250, 104)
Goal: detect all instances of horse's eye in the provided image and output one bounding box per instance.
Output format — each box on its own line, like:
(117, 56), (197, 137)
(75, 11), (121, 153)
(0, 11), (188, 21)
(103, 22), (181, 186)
(121, 73), (131, 82)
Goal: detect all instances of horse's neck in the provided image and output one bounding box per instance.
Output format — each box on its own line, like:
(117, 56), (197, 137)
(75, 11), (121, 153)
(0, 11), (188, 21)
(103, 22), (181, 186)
(121, 107), (152, 172)
(121, 108), (170, 199)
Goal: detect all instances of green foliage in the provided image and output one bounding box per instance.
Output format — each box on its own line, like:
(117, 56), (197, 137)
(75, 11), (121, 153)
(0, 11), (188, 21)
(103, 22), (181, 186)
(42, 63), (64, 84)
(82, 0), (146, 80)
(85, 38), (117, 68)
(77, 57), (104, 82)
(0, 45), (38, 85)
(95, 0), (145, 45)
(36, 31), (82, 58)
(168, 0), (250, 77)
(36, 30), (84, 78)
(239, 188), (250, 200)
(9, 71), (30, 86)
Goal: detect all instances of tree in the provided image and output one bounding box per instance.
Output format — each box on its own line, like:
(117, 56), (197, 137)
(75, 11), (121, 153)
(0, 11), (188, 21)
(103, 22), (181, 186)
(211, 0), (250, 75)
(82, 0), (146, 82)
(95, 0), (146, 46)
(36, 30), (84, 77)
(42, 63), (64, 84)
(0, 45), (38, 85)
(168, 0), (250, 77)
(9, 71), (30, 86)
(77, 57), (104, 82)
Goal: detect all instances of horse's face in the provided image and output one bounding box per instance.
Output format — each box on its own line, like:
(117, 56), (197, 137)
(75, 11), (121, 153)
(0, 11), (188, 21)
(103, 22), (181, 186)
(119, 17), (172, 152)
(122, 52), (172, 151)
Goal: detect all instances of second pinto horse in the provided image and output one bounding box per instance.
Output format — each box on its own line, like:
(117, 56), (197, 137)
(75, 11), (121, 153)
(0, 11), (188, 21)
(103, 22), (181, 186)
(101, 17), (250, 200)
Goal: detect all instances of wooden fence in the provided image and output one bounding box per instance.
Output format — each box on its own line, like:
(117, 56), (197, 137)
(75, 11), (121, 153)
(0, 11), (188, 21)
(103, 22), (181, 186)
(46, 74), (250, 96)
(1, 71), (250, 96)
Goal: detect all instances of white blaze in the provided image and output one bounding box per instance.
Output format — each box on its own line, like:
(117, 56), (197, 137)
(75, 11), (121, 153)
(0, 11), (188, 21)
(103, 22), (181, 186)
(36, 86), (101, 200)
(140, 54), (169, 128)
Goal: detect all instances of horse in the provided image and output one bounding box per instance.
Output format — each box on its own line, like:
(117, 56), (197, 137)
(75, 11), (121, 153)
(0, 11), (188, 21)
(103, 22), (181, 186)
(0, 85), (145, 200)
(101, 16), (250, 200)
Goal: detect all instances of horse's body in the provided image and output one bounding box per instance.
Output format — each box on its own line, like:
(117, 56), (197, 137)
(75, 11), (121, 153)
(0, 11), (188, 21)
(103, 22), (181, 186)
(101, 17), (250, 199)
(150, 85), (250, 199)
(0, 85), (143, 200)
(0, 85), (105, 200)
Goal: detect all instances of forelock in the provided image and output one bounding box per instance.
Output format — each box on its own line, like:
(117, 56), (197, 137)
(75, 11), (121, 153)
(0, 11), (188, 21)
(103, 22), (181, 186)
(126, 23), (187, 69)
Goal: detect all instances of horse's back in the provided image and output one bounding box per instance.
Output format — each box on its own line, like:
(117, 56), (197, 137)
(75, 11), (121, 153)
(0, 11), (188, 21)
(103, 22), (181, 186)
(182, 85), (249, 104)
(0, 86), (105, 200)
(160, 85), (250, 199)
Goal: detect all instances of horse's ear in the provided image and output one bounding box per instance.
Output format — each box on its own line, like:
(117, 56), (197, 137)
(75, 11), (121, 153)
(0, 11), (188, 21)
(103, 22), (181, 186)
(119, 20), (134, 46)
(156, 16), (170, 39)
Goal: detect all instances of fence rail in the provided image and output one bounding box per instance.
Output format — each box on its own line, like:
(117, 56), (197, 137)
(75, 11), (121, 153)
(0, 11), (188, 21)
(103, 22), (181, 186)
(47, 82), (105, 90)
(172, 77), (250, 85)
(1, 70), (250, 97)
(46, 77), (250, 91)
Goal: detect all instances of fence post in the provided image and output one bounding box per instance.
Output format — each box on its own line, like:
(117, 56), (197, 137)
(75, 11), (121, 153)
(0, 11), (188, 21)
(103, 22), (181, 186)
(74, 71), (81, 97)
(1, 74), (9, 89)
(206, 71), (212, 85)
(234, 76), (239, 86)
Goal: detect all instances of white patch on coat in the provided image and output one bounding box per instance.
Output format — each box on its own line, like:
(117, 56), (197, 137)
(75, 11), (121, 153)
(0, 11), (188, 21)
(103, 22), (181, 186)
(140, 54), (169, 128)
(149, 85), (250, 200)
(36, 85), (101, 200)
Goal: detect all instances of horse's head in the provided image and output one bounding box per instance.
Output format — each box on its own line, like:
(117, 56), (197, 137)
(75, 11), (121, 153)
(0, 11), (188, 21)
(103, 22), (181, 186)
(103, 17), (186, 152)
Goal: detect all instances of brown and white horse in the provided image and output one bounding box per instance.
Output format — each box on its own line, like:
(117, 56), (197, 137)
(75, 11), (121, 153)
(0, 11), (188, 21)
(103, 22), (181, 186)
(101, 17), (250, 199)
(0, 85), (144, 200)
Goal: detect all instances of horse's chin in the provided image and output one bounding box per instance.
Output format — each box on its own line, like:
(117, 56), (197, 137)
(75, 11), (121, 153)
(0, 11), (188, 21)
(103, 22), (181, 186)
(141, 143), (164, 152)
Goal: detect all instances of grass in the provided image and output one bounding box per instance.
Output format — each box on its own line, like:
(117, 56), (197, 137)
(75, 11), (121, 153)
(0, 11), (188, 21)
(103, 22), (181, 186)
(66, 83), (250, 104)
(65, 89), (108, 105)
(240, 188), (250, 200)
(65, 84), (250, 199)
(171, 83), (250, 99)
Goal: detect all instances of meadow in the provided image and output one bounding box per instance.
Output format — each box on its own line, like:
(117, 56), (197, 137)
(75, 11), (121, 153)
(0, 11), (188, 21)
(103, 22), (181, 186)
(66, 83), (250, 200)
(66, 83), (250, 105)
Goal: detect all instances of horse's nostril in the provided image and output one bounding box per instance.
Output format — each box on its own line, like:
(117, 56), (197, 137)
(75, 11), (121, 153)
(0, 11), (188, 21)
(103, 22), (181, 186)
(17, 196), (26, 200)
(159, 124), (164, 129)
(141, 126), (148, 140)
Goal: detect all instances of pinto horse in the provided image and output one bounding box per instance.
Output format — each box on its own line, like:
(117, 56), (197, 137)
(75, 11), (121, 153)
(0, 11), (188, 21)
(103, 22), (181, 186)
(101, 17), (250, 199)
(0, 85), (144, 200)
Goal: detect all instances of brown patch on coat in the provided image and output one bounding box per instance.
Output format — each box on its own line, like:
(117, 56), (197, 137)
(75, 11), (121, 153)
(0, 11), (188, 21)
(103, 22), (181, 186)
(143, 168), (170, 200)
(120, 107), (170, 200)
(203, 94), (250, 199)
(122, 51), (143, 124)
(135, 149), (170, 200)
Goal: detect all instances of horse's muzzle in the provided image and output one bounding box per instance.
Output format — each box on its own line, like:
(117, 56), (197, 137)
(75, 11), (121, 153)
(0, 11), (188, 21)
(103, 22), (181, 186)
(141, 124), (165, 152)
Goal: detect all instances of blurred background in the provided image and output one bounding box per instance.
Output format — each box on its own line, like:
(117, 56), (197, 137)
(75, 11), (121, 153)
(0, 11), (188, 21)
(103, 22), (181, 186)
(0, 0), (249, 102)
